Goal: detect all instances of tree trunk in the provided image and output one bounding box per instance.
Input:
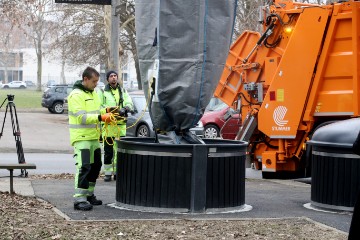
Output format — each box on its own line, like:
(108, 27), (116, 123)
(104, 5), (111, 71)
(129, 34), (141, 90)
(37, 51), (42, 91)
(134, 53), (141, 90)
(36, 36), (42, 91)
(60, 59), (66, 84)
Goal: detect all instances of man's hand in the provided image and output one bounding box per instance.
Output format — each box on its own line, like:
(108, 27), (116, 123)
(106, 107), (118, 113)
(119, 107), (128, 117)
(100, 113), (116, 123)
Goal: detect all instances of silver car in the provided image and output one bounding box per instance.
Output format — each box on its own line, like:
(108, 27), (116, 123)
(126, 91), (204, 138)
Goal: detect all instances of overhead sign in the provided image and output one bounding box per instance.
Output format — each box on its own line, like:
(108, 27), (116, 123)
(55, 0), (111, 4)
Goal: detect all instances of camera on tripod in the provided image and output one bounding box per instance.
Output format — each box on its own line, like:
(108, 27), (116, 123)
(6, 94), (14, 102)
(0, 94), (27, 176)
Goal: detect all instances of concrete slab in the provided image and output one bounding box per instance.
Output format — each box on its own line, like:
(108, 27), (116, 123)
(0, 177), (34, 196)
(31, 178), (352, 233)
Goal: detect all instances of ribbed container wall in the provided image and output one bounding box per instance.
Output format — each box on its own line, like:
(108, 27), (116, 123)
(307, 118), (360, 211)
(116, 138), (247, 213)
(206, 155), (245, 208)
(117, 153), (192, 209)
(311, 148), (360, 210)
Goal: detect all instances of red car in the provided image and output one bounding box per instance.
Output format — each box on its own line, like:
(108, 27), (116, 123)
(200, 102), (241, 139)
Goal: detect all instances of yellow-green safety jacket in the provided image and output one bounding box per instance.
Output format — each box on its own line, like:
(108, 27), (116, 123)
(97, 84), (133, 137)
(68, 81), (106, 145)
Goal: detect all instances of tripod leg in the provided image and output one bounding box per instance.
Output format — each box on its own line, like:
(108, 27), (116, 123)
(1, 98), (28, 178)
(9, 103), (26, 164)
(21, 169), (28, 177)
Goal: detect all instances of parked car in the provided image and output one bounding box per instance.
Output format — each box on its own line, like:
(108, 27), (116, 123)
(25, 81), (35, 87)
(200, 102), (241, 139)
(1, 81), (26, 89)
(126, 91), (204, 137)
(97, 81), (105, 90)
(63, 96), (68, 113)
(205, 97), (224, 111)
(41, 84), (73, 114)
(46, 80), (56, 87)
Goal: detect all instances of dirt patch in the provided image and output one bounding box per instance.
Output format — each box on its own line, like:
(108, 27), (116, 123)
(0, 192), (347, 240)
(30, 173), (74, 180)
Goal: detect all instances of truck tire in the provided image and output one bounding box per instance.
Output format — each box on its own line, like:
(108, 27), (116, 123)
(52, 102), (64, 114)
(48, 108), (55, 113)
(262, 169), (307, 179)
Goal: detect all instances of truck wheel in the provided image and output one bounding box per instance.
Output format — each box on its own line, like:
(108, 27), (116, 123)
(48, 108), (55, 113)
(136, 124), (150, 137)
(204, 124), (220, 138)
(52, 102), (64, 114)
(262, 170), (306, 179)
(304, 145), (312, 177)
(262, 172), (277, 179)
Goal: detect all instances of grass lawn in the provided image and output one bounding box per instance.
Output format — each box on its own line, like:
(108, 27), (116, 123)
(0, 89), (43, 109)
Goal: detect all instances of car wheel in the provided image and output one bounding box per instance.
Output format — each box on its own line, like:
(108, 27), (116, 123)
(204, 124), (220, 138)
(19, 85), (25, 89)
(52, 102), (64, 114)
(3, 86), (9, 89)
(48, 108), (55, 113)
(136, 124), (150, 137)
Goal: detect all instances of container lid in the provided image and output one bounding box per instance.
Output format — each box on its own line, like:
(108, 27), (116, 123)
(307, 118), (360, 148)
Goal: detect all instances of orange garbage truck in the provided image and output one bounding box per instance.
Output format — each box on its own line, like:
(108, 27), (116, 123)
(214, 0), (360, 178)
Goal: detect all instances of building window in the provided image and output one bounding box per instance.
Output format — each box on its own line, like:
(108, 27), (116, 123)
(0, 70), (4, 83)
(13, 71), (19, 82)
(122, 73), (128, 82)
(8, 71), (13, 82)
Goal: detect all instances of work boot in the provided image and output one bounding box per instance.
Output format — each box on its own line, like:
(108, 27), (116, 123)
(113, 174), (116, 181)
(87, 194), (103, 205)
(104, 175), (111, 182)
(74, 201), (93, 211)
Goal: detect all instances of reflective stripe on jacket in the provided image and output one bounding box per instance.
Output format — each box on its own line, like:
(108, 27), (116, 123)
(68, 88), (106, 145)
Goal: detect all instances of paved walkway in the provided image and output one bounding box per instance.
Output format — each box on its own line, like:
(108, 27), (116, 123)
(0, 111), (352, 234)
(0, 168), (352, 234)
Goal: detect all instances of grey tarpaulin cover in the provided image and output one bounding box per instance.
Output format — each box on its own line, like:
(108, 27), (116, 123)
(135, 0), (236, 141)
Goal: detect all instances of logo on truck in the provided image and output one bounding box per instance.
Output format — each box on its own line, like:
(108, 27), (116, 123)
(273, 106), (288, 127)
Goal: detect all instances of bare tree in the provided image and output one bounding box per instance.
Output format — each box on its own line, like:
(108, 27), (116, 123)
(0, 22), (15, 84)
(1, 0), (59, 91)
(49, 3), (137, 84)
(234, 0), (263, 38)
(49, 4), (106, 71)
(118, 1), (139, 89)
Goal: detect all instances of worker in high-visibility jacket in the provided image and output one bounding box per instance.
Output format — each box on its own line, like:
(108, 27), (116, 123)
(68, 67), (118, 211)
(98, 70), (133, 182)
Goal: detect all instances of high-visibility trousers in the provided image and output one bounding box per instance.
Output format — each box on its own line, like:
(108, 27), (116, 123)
(73, 140), (102, 203)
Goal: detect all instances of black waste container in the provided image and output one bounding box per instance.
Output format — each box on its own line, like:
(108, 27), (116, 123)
(115, 137), (247, 213)
(307, 118), (360, 211)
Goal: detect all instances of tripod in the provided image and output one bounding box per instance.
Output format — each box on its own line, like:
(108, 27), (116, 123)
(0, 94), (27, 177)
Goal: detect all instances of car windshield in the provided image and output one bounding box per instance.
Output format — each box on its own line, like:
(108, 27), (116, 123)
(132, 95), (148, 112)
(210, 102), (228, 111)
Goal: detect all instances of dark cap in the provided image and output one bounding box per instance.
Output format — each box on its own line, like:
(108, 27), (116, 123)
(106, 70), (118, 81)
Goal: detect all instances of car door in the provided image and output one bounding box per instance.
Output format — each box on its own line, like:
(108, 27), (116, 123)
(220, 108), (241, 139)
(55, 86), (64, 98)
(9, 82), (17, 88)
